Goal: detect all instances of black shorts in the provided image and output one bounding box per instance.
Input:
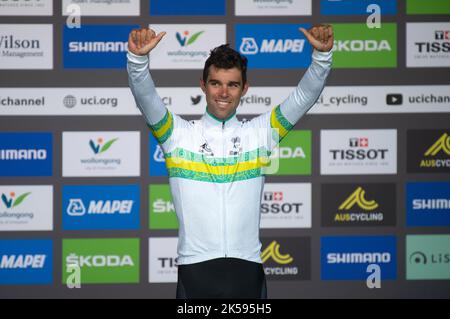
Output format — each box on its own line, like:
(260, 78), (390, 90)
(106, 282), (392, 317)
(176, 257), (267, 299)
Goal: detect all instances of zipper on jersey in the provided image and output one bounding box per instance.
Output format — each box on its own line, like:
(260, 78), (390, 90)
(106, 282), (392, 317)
(222, 120), (227, 258)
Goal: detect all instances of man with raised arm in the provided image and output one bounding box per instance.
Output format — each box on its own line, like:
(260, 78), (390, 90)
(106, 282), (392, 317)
(127, 25), (333, 299)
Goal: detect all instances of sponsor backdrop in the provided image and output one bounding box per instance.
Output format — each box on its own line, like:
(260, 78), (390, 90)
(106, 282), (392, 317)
(0, 0), (449, 298)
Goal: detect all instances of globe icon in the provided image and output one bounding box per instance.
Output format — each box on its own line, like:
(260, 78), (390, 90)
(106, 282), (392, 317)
(63, 95), (77, 108)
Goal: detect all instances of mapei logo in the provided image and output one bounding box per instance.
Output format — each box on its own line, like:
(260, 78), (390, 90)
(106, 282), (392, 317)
(1, 191), (31, 209)
(0, 239), (53, 284)
(339, 187), (378, 211)
(176, 31), (204, 47)
(62, 185), (140, 230)
(424, 133), (450, 157)
(240, 37), (305, 55)
(236, 24), (312, 68)
(66, 199), (133, 216)
(261, 241), (293, 265)
(89, 137), (118, 155)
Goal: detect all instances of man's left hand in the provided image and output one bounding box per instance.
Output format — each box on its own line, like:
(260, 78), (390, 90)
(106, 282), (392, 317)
(300, 24), (334, 52)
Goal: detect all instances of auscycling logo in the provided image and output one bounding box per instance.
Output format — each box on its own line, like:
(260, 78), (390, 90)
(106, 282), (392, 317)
(261, 241), (293, 265)
(340, 187), (378, 210)
(422, 132), (450, 168)
(1, 191), (31, 209)
(168, 29), (207, 58)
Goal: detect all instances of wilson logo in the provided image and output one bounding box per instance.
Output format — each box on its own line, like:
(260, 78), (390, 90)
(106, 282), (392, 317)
(424, 133), (450, 156)
(1, 192), (31, 209)
(339, 187), (379, 211)
(89, 137), (118, 154)
(261, 241), (293, 264)
(176, 31), (204, 47)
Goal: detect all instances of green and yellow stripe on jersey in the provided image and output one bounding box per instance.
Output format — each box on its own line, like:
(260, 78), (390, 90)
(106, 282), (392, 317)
(148, 109), (173, 144)
(270, 105), (294, 143)
(165, 147), (271, 183)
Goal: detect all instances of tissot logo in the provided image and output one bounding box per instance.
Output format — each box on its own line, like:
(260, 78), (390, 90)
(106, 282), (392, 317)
(322, 184), (396, 227)
(261, 237), (310, 280)
(149, 238), (178, 283)
(407, 23), (450, 67)
(261, 183), (311, 229)
(321, 129), (397, 175)
(407, 130), (450, 173)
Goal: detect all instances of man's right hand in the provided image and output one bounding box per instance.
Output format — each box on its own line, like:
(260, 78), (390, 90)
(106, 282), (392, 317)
(128, 28), (166, 56)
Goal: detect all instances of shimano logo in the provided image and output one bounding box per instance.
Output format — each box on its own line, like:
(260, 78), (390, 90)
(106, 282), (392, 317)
(0, 254), (46, 269)
(413, 199), (450, 210)
(327, 252), (391, 264)
(67, 254), (134, 268)
(240, 37), (305, 54)
(69, 41), (128, 53)
(67, 199), (134, 216)
(0, 149), (47, 160)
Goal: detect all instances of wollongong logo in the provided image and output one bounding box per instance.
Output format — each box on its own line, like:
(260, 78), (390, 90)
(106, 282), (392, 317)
(1, 191), (31, 209)
(89, 137), (118, 155)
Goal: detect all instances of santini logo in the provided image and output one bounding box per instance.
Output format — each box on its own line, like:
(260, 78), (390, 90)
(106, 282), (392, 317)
(1, 191), (31, 209)
(261, 241), (293, 264)
(89, 137), (118, 155)
(240, 37), (305, 55)
(339, 187), (379, 211)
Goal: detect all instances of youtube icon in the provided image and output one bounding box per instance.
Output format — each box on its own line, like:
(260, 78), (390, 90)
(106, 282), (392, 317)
(387, 94), (403, 105)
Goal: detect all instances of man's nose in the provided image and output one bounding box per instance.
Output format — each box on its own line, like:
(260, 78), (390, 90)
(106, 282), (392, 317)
(219, 85), (229, 97)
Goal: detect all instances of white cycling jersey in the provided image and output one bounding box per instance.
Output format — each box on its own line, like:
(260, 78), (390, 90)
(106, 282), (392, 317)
(128, 50), (332, 265)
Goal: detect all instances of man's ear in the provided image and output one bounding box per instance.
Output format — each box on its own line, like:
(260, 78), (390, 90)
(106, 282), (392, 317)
(242, 82), (249, 96)
(200, 78), (207, 94)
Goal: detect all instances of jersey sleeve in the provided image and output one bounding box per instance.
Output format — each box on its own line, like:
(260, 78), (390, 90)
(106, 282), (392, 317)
(127, 51), (188, 153)
(250, 50), (332, 150)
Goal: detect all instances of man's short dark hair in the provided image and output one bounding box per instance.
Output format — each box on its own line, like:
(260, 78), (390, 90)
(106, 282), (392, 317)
(203, 44), (248, 85)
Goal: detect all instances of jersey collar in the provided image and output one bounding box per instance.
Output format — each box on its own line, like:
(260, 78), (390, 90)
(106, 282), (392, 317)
(203, 107), (239, 129)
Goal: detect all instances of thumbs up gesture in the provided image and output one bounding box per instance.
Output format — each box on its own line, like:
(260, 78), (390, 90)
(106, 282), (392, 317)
(128, 28), (166, 56)
(299, 24), (334, 52)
